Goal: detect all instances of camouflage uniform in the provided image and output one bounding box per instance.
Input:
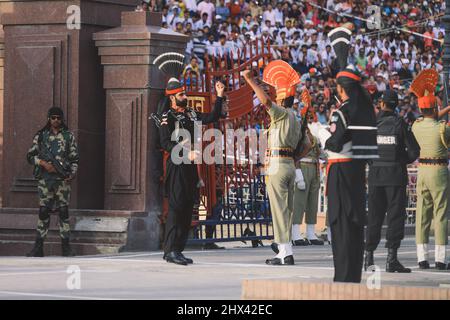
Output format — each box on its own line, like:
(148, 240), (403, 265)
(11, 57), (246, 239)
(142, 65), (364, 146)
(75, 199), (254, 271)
(27, 128), (79, 240)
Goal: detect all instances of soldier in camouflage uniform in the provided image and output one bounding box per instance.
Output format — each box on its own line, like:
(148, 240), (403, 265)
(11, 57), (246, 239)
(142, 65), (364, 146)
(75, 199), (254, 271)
(26, 107), (79, 257)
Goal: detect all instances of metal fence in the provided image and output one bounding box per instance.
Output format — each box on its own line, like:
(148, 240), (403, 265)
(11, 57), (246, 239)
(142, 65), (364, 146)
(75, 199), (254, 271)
(189, 165), (420, 244)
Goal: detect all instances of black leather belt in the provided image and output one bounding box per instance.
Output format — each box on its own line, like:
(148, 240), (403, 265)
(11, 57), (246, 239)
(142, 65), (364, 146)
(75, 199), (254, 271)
(418, 158), (448, 165)
(267, 149), (294, 157)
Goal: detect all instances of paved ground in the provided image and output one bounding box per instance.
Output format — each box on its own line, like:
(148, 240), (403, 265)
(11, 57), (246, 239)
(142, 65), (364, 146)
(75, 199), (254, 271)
(0, 237), (449, 300)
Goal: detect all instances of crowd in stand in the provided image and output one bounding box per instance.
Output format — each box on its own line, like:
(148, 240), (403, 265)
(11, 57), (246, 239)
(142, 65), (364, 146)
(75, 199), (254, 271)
(138, 0), (446, 125)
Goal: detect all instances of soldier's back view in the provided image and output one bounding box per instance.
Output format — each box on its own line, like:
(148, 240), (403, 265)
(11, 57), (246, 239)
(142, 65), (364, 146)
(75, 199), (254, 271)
(410, 69), (450, 270)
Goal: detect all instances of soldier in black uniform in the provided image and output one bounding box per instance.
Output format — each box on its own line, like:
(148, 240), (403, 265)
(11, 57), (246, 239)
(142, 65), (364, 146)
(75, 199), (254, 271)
(364, 90), (420, 273)
(157, 78), (224, 265)
(310, 23), (378, 283)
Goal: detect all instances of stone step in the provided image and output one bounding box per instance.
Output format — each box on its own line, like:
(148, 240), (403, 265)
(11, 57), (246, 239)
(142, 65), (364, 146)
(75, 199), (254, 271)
(0, 208), (160, 256)
(242, 279), (450, 300)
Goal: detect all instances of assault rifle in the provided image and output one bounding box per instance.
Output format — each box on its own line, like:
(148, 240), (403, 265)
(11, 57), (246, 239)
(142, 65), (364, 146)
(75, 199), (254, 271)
(38, 142), (72, 179)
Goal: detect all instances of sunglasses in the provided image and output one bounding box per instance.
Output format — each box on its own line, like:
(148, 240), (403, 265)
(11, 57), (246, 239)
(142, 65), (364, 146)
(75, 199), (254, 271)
(50, 116), (62, 120)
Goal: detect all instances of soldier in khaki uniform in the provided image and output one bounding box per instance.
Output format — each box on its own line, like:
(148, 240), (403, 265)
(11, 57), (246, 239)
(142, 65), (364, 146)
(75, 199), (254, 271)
(243, 61), (303, 265)
(410, 69), (450, 270)
(292, 105), (324, 246)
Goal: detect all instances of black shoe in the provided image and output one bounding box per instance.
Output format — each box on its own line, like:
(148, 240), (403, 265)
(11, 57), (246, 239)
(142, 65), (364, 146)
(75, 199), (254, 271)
(386, 248), (411, 273)
(308, 239), (324, 245)
(61, 238), (76, 257)
(26, 238), (44, 257)
(270, 242), (279, 254)
(435, 262), (447, 270)
(203, 243), (225, 250)
(418, 260), (430, 269)
(179, 252), (193, 264)
(165, 252), (188, 265)
(292, 239), (309, 246)
(265, 255), (294, 265)
(364, 250), (374, 271)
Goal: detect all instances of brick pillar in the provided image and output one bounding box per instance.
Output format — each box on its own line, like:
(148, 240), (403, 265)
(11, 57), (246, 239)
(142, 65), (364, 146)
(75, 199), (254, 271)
(0, 25), (4, 207)
(94, 11), (187, 249)
(0, 0), (138, 209)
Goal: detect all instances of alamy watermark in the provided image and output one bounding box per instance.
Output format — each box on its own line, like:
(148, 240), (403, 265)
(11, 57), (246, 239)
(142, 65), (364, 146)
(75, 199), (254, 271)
(66, 265), (81, 290)
(169, 122), (282, 174)
(366, 5), (382, 30)
(366, 265), (381, 290)
(66, 5), (81, 30)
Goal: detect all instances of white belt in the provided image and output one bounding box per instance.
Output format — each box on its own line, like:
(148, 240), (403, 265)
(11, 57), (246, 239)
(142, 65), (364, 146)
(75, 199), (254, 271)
(347, 126), (378, 130)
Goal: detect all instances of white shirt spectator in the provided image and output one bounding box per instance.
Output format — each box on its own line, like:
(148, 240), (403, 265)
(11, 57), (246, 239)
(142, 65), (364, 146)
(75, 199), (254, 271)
(393, 58), (402, 71)
(306, 48), (319, 65)
(172, 16), (185, 29)
(186, 39), (194, 55)
(335, 1), (352, 14)
(212, 42), (230, 57)
(194, 19), (211, 30)
(184, 18), (194, 27)
(321, 50), (335, 67)
(372, 56), (383, 68)
(228, 40), (243, 59)
(274, 8), (284, 24)
(204, 39), (217, 56)
(375, 79), (387, 92)
(183, 0), (197, 12)
(197, 1), (215, 24)
(262, 9), (276, 26)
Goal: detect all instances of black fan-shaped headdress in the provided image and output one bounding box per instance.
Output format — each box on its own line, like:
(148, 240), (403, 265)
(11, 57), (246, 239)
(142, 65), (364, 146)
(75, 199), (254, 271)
(154, 52), (186, 96)
(328, 23), (378, 160)
(328, 23), (361, 85)
(153, 52), (185, 78)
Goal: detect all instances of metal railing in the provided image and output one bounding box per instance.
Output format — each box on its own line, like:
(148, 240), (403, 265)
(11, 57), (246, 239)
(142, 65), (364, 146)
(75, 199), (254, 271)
(189, 165), (420, 244)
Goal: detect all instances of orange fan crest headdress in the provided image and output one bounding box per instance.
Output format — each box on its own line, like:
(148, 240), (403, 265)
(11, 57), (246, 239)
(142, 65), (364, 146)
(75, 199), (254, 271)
(300, 89), (317, 122)
(410, 69), (439, 109)
(263, 60), (300, 100)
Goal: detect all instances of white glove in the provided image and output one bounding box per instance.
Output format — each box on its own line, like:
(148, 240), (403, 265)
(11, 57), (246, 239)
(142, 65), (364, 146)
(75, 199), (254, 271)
(295, 168), (306, 190)
(308, 122), (321, 139)
(308, 122), (331, 148)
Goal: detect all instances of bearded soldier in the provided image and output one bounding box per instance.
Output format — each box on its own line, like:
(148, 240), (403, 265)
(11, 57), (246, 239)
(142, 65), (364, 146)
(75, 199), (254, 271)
(152, 52), (225, 265)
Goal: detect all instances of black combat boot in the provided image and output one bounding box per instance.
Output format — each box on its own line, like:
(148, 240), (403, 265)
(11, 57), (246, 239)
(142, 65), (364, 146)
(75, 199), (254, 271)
(26, 238), (44, 257)
(386, 248), (411, 273)
(364, 250), (374, 271)
(61, 238), (76, 257)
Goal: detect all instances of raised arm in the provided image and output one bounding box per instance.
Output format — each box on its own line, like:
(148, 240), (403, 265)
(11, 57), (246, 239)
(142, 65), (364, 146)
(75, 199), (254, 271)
(242, 69), (272, 108)
(199, 81), (225, 124)
(438, 105), (450, 119)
